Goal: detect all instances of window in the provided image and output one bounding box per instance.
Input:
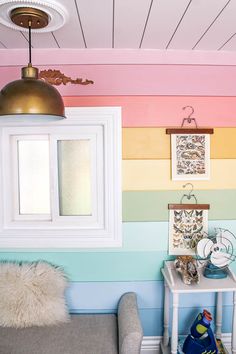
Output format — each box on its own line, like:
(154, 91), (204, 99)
(0, 107), (122, 248)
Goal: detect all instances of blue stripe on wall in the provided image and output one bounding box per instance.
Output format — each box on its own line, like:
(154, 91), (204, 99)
(67, 281), (162, 310)
(66, 280), (234, 311)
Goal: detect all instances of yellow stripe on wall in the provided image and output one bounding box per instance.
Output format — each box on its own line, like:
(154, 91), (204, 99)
(122, 128), (236, 159)
(123, 159), (236, 190)
(211, 128), (236, 158)
(122, 128), (170, 159)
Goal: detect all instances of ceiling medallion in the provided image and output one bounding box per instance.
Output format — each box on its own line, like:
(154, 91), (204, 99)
(39, 70), (94, 86)
(0, 6), (65, 118)
(0, 0), (68, 32)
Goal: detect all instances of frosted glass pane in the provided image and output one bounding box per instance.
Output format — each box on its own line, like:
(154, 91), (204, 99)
(18, 140), (50, 215)
(58, 140), (91, 216)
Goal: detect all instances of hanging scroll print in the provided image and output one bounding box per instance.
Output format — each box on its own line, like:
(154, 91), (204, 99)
(171, 133), (210, 180)
(168, 204), (209, 256)
(166, 106), (214, 181)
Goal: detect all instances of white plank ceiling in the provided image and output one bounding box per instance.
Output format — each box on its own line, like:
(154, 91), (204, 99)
(0, 0), (236, 52)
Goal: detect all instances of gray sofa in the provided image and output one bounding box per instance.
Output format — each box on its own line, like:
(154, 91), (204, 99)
(0, 292), (143, 354)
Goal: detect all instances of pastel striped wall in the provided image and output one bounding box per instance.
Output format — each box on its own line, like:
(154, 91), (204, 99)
(0, 62), (236, 336)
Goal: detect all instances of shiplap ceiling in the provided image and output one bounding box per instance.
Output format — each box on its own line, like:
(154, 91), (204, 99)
(0, 0), (236, 51)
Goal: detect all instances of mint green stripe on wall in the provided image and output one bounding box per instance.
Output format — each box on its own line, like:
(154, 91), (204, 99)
(123, 190), (236, 221)
(0, 251), (171, 281)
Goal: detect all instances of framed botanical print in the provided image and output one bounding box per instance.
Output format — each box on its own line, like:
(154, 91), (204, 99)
(166, 128), (214, 181)
(168, 203), (209, 256)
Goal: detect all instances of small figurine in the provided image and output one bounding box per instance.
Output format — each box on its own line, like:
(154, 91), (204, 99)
(174, 256), (200, 285)
(182, 309), (218, 354)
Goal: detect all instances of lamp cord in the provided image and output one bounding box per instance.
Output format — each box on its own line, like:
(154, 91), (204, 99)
(28, 20), (32, 65)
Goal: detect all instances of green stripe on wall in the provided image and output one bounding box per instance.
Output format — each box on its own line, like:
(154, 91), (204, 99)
(0, 251), (172, 282)
(123, 190), (236, 221)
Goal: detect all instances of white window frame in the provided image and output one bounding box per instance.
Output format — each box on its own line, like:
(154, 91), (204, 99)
(0, 107), (122, 248)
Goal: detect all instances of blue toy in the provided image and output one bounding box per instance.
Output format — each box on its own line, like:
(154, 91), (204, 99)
(182, 309), (218, 354)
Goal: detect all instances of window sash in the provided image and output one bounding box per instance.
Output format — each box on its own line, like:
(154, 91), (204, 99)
(50, 132), (104, 228)
(12, 135), (51, 221)
(5, 127), (104, 228)
(57, 139), (92, 216)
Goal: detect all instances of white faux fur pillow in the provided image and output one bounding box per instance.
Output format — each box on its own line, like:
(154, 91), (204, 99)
(0, 261), (70, 328)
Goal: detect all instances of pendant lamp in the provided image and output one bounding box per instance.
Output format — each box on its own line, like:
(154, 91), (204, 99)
(0, 7), (65, 118)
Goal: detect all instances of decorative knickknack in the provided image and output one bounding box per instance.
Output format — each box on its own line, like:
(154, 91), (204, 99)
(174, 256), (200, 285)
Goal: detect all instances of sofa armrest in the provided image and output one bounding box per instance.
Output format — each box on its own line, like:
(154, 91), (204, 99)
(117, 292), (143, 354)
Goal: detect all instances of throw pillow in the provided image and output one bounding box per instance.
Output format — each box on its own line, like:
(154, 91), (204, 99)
(0, 261), (69, 328)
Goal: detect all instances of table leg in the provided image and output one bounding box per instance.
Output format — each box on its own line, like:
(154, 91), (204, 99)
(171, 293), (179, 354)
(215, 292), (222, 339)
(163, 281), (170, 347)
(232, 291), (236, 354)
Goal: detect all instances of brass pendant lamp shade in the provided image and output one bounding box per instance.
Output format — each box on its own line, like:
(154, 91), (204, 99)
(0, 7), (65, 118)
(0, 65), (65, 117)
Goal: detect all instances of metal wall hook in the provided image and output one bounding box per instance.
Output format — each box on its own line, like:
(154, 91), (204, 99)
(183, 106), (194, 120)
(181, 106), (198, 128)
(183, 183), (194, 197)
(180, 183), (198, 204)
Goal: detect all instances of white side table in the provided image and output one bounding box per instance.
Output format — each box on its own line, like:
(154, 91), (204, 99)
(161, 261), (236, 354)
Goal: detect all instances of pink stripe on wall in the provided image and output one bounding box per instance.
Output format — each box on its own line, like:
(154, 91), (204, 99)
(64, 96), (236, 127)
(1, 64), (236, 96)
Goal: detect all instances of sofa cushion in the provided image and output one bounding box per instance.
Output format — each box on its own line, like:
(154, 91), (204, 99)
(0, 314), (118, 354)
